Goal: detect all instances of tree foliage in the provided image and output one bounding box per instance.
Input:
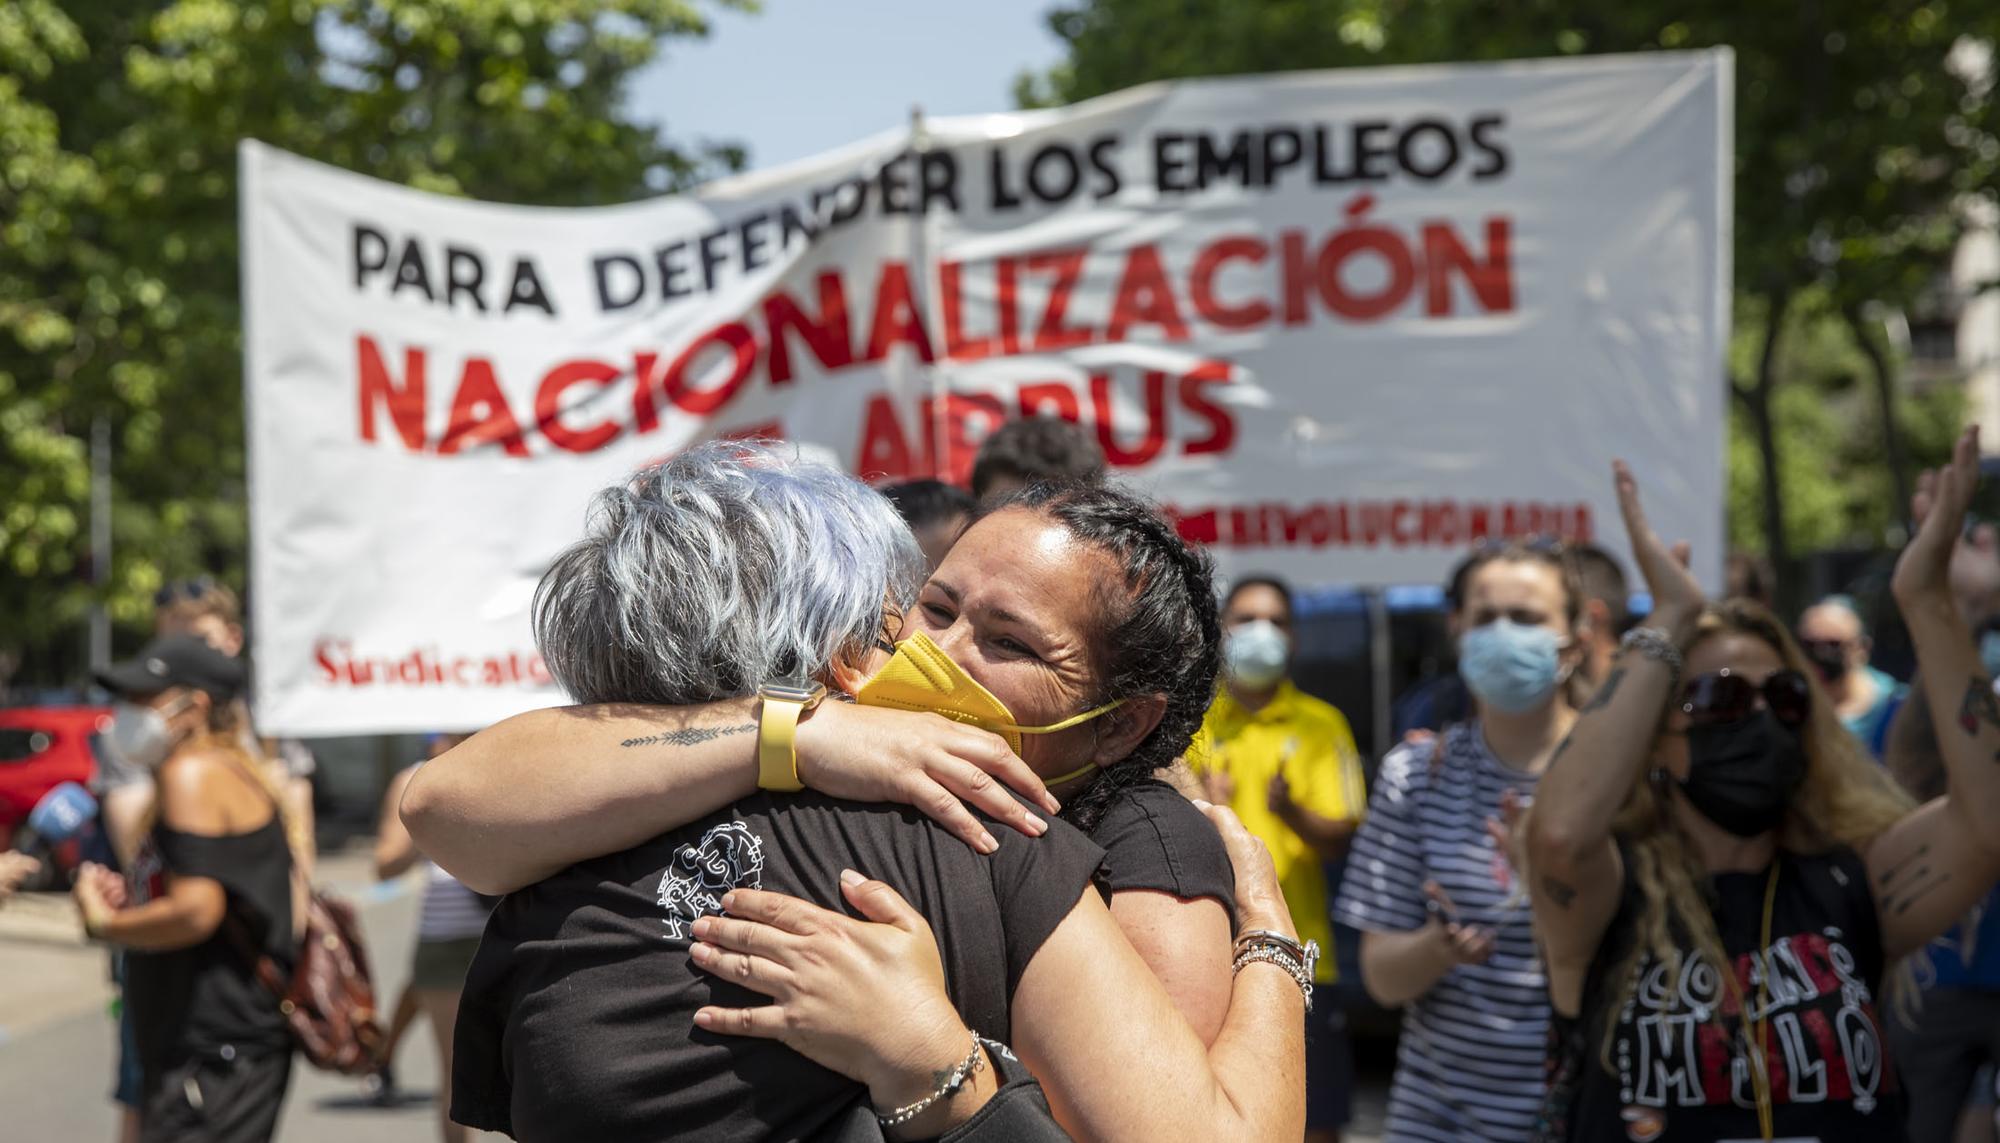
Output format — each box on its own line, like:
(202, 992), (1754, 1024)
(1, 0), (745, 689)
(1026, 0), (2000, 607)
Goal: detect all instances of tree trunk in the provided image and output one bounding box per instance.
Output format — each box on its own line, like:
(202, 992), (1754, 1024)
(1736, 288), (1795, 614)
(1843, 304), (1913, 537)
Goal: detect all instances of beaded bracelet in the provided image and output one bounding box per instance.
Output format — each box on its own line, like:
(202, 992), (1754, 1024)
(1233, 937), (1318, 1011)
(1618, 626), (1684, 692)
(875, 1034), (984, 1128)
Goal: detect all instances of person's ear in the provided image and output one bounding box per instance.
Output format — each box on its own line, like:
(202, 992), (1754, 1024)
(1089, 693), (1168, 767)
(826, 655), (871, 697)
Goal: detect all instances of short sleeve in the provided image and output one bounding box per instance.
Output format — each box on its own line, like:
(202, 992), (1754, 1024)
(1091, 780), (1237, 915)
(1332, 740), (1432, 933)
(1293, 707), (1366, 823)
(988, 806), (1108, 996)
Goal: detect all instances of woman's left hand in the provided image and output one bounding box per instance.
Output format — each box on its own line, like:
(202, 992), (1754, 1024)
(691, 873), (975, 1111)
(1896, 425), (1983, 613)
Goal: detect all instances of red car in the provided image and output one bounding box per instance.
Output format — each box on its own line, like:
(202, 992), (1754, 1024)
(0, 705), (110, 862)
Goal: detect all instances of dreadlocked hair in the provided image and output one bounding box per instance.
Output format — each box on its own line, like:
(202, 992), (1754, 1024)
(977, 480), (1222, 836)
(1596, 598), (1915, 1069)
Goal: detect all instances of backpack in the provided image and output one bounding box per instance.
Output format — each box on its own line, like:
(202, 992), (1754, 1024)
(220, 751), (385, 1074)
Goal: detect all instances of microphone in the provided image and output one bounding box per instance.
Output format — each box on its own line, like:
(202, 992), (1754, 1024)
(13, 782), (99, 857)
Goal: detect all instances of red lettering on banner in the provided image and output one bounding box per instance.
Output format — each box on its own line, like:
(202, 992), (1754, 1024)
(1180, 361), (1236, 456)
(940, 262), (993, 361)
(1028, 250), (1091, 352)
(437, 359), (529, 457)
(764, 271), (853, 384)
(534, 359), (622, 453)
(864, 262), (935, 363)
(357, 336), (428, 449)
(1190, 237), (1272, 330)
(1168, 498), (1595, 550)
(922, 393), (1007, 486)
(352, 216), (1520, 459)
(1105, 246), (1191, 342)
(996, 257), (1022, 356)
(1018, 382), (1081, 422)
(661, 322), (757, 416)
(1090, 372), (1168, 466)
(1424, 218), (1514, 315)
(856, 395), (919, 480)
(314, 639), (550, 689)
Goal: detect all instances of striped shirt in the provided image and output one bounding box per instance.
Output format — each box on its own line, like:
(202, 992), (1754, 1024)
(418, 859), (492, 942)
(1333, 722), (1549, 1143)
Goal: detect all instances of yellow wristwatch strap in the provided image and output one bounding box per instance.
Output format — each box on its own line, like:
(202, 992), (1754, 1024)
(757, 696), (810, 792)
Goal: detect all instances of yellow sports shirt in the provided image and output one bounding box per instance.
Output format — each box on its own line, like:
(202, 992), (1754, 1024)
(1194, 681), (1367, 983)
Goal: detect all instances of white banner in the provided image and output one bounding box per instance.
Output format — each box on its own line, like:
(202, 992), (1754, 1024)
(244, 51), (1732, 735)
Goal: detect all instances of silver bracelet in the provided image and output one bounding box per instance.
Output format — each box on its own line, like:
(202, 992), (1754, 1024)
(1618, 626), (1685, 688)
(875, 1033), (984, 1127)
(1233, 938), (1318, 1011)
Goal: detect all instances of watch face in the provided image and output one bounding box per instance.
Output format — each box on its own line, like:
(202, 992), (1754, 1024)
(762, 677), (824, 702)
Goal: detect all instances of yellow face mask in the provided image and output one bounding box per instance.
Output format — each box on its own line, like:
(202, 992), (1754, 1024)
(855, 631), (1121, 783)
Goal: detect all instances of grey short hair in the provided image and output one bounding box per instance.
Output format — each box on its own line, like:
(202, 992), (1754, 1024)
(534, 440), (925, 705)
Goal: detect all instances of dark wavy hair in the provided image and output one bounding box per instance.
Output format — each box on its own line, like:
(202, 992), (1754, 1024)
(977, 480), (1222, 834)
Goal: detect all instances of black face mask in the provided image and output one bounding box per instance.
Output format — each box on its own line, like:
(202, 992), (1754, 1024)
(1679, 710), (1808, 838)
(1802, 641), (1850, 683)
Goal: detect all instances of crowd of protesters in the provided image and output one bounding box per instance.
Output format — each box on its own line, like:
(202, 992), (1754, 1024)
(17, 413), (2000, 1143)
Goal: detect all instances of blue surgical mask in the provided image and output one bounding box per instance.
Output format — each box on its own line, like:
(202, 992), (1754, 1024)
(1225, 619), (1290, 689)
(1459, 620), (1567, 714)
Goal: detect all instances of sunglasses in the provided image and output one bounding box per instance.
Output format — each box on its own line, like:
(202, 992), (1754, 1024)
(154, 577), (219, 607)
(1677, 668), (1812, 729)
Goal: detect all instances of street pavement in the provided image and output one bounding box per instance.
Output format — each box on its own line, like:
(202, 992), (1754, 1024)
(0, 843), (1386, 1141)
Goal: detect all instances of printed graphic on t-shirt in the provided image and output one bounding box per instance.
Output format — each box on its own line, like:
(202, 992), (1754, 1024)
(1611, 926), (1888, 1125)
(656, 821), (765, 940)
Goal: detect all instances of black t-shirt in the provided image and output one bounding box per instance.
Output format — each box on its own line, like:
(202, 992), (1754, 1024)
(1090, 778), (1236, 920)
(452, 792), (1105, 1143)
(124, 818), (294, 1083)
(1557, 844), (1906, 1143)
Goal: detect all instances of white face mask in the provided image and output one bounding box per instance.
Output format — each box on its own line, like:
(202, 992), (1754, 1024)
(1224, 619), (1291, 689)
(105, 695), (191, 772)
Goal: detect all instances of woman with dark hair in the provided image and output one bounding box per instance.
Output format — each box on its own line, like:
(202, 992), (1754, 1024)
(1332, 541), (1591, 1142)
(407, 477), (1247, 1044)
(429, 443), (1305, 1140)
(1526, 430), (2000, 1141)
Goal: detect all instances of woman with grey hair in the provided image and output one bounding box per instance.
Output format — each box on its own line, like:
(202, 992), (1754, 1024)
(441, 441), (1307, 1141)
(410, 453), (1250, 1049)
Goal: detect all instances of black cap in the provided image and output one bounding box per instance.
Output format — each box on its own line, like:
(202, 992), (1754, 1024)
(94, 635), (245, 704)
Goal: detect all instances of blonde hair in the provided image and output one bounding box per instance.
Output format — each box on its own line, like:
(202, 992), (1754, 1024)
(1597, 598), (1914, 1065)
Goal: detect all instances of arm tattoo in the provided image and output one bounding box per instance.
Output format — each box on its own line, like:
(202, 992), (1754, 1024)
(1878, 843), (1953, 917)
(1887, 872), (1953, 918)
(1582, 668), (1627, 714)
(1539, 874), (1580, 909)
(1876, 842), (1932, 889)
(1956, 678), (2000, 739)
(620, 722), (756, 750)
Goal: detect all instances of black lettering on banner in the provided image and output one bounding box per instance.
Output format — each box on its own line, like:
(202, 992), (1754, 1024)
(594, 254), (644, 311)
(353, 223), (390, 288)
(1469, 113), (1510, 179)
(503, 259), (555, 315)
(445, 246), (487, 313)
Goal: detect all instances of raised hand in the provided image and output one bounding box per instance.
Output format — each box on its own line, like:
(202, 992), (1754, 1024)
(1613, 460), (1704, 638)
(1896, 426), (1984, 613)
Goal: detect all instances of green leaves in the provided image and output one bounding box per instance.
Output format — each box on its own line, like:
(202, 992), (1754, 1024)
(2, 0), (746, 687)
